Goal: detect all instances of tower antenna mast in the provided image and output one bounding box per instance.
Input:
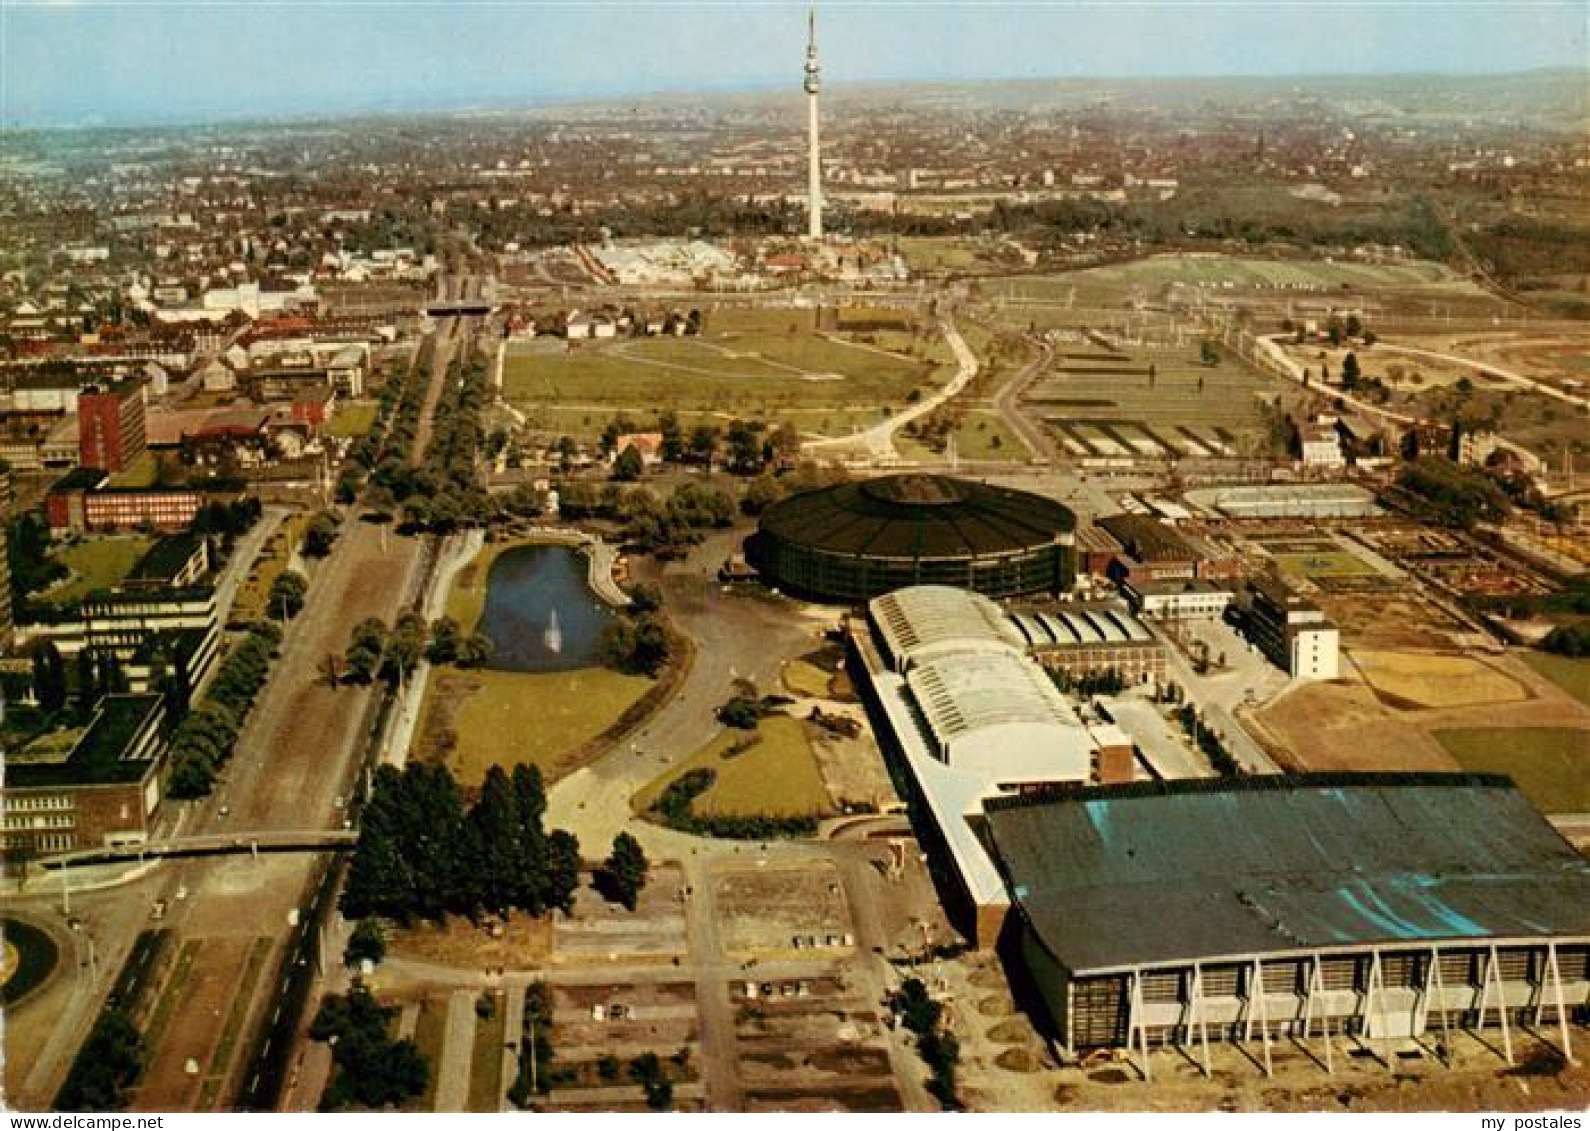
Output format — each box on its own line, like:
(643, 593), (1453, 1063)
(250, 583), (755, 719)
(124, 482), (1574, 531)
(804, 5), (823, 240)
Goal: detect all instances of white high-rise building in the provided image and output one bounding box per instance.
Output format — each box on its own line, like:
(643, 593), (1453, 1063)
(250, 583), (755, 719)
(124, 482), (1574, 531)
(804, 7), (823, 241)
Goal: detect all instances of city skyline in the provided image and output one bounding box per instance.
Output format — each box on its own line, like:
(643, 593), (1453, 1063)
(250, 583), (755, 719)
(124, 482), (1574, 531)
(1, 0), (1586, 129)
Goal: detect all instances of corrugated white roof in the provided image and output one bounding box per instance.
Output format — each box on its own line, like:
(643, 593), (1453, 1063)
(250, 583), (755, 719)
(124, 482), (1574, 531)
(870, 585), (1024, 670)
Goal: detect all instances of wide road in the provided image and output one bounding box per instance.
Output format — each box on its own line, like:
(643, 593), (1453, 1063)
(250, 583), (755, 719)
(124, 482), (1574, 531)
(991, 333), (1056, 463)
(114, 317), (466, 1112)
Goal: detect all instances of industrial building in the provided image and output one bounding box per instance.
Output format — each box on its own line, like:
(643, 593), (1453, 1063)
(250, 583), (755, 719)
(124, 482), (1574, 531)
(1006, 604), (1165, 685)
(77, 382), (148, 474)
(1123, 577), (1234, 621)
(2, 693), (169, 856)
(848, 585), (1133, 945)
(754, 474), (1076, 603)
(1184, 483), (1382, 520)
(16, 585), (221, 699)
(1242, 575), (1340, 679)
(984, 774), (1589, 1072)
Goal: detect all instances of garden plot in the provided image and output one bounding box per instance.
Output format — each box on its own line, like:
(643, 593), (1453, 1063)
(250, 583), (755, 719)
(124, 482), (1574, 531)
(732, 972), (904, 1113)
(714, 861), (854, 961)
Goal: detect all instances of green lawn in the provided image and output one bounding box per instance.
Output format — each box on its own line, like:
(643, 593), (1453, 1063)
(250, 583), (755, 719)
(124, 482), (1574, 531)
(1273, 551), (1380, 581)
(1521, 652), (1590, 708)
(1435, 727), (1589, 814)
(417, 666), (653, 787)
(467, 996), (507, 1112)
(411, 997), (450, 1112)
(632, 715), (833, 819)
(503, 324), (944, 431)
(39, 536), (154, 606)
(325, 402), (380, 439)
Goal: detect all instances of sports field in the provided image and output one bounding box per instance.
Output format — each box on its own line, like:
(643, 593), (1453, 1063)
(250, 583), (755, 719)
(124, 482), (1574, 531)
(1273, 550), (1381, 582)
(503, 319), (946, 436)
(1435, 727), (1589, 813)
(1350, 649), (1528, 710)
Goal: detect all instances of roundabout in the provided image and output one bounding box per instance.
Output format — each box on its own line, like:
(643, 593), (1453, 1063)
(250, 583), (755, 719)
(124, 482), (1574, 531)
(1, 915), (63, 1008)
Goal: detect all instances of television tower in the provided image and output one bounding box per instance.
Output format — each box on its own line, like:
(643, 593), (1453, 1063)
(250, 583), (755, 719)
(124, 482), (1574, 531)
(804, 6), (823, 240)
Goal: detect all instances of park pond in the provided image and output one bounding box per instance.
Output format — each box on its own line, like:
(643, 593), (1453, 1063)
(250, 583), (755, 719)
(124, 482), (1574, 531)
(478, 543), (617, 672)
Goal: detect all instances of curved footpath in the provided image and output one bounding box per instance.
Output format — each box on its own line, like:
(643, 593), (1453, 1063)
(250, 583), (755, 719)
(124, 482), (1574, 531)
(801, 314), (980, 463)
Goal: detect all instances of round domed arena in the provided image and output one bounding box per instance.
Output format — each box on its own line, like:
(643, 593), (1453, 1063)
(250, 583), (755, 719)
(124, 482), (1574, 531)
(750, 473), (1076, 603)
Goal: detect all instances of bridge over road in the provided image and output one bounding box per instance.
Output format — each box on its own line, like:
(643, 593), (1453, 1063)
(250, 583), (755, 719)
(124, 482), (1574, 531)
(32, 828), (358, 873)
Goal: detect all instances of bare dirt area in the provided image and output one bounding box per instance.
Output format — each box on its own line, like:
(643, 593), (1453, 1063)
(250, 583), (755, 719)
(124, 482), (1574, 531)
(1252, 644), (1588, 774)
(732, 971), (904, 1112)
(387, 913), (553, 972)
(1049, 1032), (1589, 1113)
(809, 728), (900, 813)
(545, 977), (704, 1111)
(553, 865), (688, 966)
(1313, 589), (1473, 652)
(1254, 681), (1456, 773)
(714, 861), (854, 960)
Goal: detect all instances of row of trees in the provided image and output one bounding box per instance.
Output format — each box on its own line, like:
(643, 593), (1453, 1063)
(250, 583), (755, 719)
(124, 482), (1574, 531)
(558, 480), (735, 557)
(1174, 703), (1242, 778)
(167, 622), (283, 798)
(53, 1010), (145, 1111)
(333, 612), (493, 686)
(338, 338), (433, 502)
(888, 978), (961, 1110)
(309, 984), (428, 1111)
(1394, 458), (1513, 531)
(341, 762), (581, 923)
(397, 352), (497, 530)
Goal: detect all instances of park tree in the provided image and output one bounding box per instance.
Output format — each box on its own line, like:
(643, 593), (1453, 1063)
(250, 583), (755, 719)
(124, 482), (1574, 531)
(269, 570), (309, 620)
(466, 766), (523, 916)
(612, 444), (645, 483)
(1341, 352), (1362, 391)
(427, 616), (461, 664)
(344, 618), (388, 684)
(310, 984), (428, 1111)
(627, 582), (663, 615)
(595, 831), (649, 911)
(1199, 339), (1220, 366)
(725, 419), (768, 475)
(741, 474), (785, 516)
(546, 829), (582, 913)
(383, 612), (428, 685)
(687, 424), (720, 467)
(456, 631), (494, 668)
(659, 412), (684, 463)
(303, 511), (340, 558)
(343, 918), (387, 971)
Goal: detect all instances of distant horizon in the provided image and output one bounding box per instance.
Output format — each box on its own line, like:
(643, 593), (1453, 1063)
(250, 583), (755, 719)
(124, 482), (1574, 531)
(2, 1), (1585, 131)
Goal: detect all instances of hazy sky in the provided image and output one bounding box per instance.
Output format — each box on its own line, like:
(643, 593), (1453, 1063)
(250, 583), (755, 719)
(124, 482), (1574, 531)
(2, 1), (1585, 128)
